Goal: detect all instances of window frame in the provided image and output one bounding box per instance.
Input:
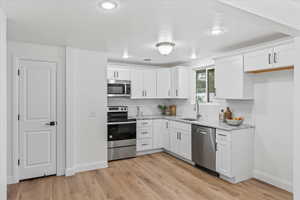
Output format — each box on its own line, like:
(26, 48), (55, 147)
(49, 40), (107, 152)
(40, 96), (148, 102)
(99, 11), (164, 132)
(195, 66), (215, 103)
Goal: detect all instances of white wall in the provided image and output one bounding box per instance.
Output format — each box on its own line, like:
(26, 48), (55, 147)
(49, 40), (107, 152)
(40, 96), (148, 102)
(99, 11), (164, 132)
(0, 7), (7, 200)
(294, 37), (300, 200)
(66, 47), (107, 174)
(252, 70), (294, 192)
(7, 41), (66, 183)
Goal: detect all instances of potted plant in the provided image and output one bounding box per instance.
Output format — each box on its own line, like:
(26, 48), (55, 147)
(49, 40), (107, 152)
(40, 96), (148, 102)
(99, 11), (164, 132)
(158, 105), (167, 115)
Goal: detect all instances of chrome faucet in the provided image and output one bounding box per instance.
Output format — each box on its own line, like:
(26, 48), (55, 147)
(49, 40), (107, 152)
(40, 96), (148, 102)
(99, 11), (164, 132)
(195, 101), (202, 120)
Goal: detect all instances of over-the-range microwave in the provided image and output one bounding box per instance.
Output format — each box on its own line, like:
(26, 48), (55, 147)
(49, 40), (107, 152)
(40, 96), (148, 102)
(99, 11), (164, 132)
(107, 80), (131, 97)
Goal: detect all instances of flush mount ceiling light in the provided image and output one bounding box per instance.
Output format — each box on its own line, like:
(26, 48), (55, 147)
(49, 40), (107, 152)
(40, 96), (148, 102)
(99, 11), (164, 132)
(156, 42), (175, 56)
(122, 51), (129, 59)
(99, 0), (118, 10)
(211, 26), (225, 36)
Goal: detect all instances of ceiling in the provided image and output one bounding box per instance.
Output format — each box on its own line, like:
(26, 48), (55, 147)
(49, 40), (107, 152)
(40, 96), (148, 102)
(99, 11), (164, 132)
(4, 0), (296, 65)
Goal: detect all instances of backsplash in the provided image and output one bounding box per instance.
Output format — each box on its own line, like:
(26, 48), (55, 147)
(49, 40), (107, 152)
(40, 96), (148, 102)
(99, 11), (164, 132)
(108, 98), (168, 117)
(171, 99), (254, 124)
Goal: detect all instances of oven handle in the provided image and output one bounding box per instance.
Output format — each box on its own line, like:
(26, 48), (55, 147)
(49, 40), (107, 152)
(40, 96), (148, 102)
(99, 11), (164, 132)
(107, 121), (137, 125)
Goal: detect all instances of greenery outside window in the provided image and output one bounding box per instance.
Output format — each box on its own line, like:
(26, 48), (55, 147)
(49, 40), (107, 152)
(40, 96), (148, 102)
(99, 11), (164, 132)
(196, 68), (215, 103)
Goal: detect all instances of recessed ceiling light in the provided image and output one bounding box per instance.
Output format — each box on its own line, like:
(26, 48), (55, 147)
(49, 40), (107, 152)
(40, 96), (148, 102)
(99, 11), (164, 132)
(156, 42), (175, 56)
(190, 52), (197, 59)
(211, 26), (225, 36)
(99, 0), (118, 10)
(122, 51), (129, 59)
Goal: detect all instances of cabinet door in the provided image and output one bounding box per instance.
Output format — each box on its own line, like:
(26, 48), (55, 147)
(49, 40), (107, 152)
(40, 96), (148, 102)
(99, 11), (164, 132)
(107, 69), (116, 80)
(170, 130), (180, 155)
(163, 120), (171, 151)
(215, 55), (250, 99)
(153, 120), (164, 149)
(131, 70), (144, 98)
(179, 131), (191, 160)
(143, 70), (157, 98)
(244, 48), (273, 72)
(157, 69), (171, 98)
(116, 69), (131, 80)
(273, 43), (294, 69)
(216, 132), (232, 177)
(171, 67), (189, 98)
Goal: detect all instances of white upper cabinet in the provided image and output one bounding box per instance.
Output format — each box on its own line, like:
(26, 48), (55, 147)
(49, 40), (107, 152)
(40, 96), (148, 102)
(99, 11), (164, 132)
(171, 67), (189, 99)
(244, 42), (294, 72)
(244, 48), (273, 72)
(215, 55), (253, 99)
(131, 70), (144, 98)
(273, 43), (295, 69)
(131, 70), (156, 98)
(107, 68), (131, 80)
(157, 69), (171, 98)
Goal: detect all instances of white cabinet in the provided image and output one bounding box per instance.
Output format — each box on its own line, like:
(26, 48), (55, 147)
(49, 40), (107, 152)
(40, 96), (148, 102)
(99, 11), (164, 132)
(216, 132), (232, 177)
(137, 120), (153, 152)
(244, 48), (273, 72)
(215, 55), (253, 99)
(107, 68), (130, 80)
(157, 69), (171, 98)
(273, 43), (294, 69)
(244, 42), (294, 72)
(168, 121), (191, 160)
(131, 70), (156, 98)
(153, 119), (165, 149)
(216, 129), (254, 183)
(171, 67), (189, 98)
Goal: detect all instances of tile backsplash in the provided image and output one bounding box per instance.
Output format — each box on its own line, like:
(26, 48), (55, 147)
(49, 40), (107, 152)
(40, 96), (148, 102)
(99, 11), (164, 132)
(108, 98), (168, 117)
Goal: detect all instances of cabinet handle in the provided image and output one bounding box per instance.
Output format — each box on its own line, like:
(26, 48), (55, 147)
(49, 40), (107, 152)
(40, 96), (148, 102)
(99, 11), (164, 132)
(142, 132), (148, 135)
(114, 71), (116, 78)
(145, 91), (147, 97)
(166, 122), (168, 128)
(268, 53), (273, 64)
(274, 52), (278, 63)
(176, 89), (178, 96)
(179, 132), (181, 140)
(142, 144), (148, 146)
(217, 134), (226, 137)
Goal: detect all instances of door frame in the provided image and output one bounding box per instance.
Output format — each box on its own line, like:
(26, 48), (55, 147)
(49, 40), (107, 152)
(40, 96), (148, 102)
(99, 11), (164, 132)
(12, 55), (66, 183)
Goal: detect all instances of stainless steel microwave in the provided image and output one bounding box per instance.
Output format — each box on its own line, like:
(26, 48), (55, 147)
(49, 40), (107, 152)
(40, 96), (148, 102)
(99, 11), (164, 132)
(107, 80), (131, 97)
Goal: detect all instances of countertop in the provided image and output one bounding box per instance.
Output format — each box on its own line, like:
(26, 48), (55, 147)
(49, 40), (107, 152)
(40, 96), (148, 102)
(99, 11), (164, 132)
(130, 115), (254, 131)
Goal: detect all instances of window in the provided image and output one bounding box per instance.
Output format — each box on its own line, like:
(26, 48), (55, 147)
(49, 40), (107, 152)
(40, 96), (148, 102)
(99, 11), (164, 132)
(196, 68), (215, 103)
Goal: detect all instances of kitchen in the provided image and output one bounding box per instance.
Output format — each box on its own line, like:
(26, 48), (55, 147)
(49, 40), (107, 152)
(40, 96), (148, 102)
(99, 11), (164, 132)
(1, 0), (299, 200)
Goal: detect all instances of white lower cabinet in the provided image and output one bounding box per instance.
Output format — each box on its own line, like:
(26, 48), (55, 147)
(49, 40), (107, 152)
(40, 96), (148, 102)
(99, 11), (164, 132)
(216, 129), (254, 183)
(169, 121), (192, 161)
(137, 119), (191, 161)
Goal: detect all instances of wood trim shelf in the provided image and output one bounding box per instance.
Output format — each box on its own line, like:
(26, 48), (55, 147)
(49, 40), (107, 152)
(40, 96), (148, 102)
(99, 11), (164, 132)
(246, 66), (294, 74)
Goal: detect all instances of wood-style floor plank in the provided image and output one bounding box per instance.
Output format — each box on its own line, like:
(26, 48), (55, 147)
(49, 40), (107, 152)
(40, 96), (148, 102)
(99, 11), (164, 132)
(8, 153), (293, 200)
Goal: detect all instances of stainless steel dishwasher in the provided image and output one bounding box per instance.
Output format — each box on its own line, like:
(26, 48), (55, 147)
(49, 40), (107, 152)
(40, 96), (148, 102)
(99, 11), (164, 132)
(192, 124), (217, 172)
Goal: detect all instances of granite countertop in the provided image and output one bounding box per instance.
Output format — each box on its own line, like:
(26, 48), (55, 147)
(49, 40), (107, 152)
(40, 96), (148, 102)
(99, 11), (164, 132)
(130, 115), (254, 131)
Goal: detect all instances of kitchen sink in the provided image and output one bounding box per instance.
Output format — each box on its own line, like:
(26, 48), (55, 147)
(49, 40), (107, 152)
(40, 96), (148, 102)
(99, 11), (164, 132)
(181, 118), (198, 121)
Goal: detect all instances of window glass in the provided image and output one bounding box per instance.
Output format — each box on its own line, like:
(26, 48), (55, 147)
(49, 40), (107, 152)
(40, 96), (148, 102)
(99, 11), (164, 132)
(196, 68), (215, 103)
(196, 70), (207, 103)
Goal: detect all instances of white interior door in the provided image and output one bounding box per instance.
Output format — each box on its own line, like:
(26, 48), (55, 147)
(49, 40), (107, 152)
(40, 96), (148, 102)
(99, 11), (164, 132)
(19, 59), (57, 180)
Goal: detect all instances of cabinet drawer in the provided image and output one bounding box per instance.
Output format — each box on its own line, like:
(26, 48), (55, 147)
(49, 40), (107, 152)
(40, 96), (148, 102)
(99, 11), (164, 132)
(216, 130), (231, 143)
(137, 120), (153, 128)
(169, 121), (191, 132)
(137, 138), (153, 151)
(137, 127), (153, 139)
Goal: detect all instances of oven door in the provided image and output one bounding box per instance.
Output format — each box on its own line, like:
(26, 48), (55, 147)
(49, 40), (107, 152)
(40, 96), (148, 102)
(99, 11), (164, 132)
(108, 122), (136, 142)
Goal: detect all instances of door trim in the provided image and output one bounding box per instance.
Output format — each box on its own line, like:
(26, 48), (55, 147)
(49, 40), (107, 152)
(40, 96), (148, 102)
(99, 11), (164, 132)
(12, 56), (66, 183)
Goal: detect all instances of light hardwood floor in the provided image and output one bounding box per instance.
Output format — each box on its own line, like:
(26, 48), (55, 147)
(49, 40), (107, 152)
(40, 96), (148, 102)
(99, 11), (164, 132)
(8, 153), (292, 200)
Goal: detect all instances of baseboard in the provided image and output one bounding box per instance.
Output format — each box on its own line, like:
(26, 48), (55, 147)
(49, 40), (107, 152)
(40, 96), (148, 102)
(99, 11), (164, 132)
(74, 161), (108, 173)
(137, 148), (164, 156)
(253, 170), (293, 192)
(7, 176), (18, 184)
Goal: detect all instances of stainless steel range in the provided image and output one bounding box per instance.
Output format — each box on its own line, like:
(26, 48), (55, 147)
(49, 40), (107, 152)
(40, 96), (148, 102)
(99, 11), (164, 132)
(107, 106), (136, 161)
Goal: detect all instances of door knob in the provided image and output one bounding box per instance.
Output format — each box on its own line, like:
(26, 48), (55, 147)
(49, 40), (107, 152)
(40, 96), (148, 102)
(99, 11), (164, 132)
(45, 121), (57, 126)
